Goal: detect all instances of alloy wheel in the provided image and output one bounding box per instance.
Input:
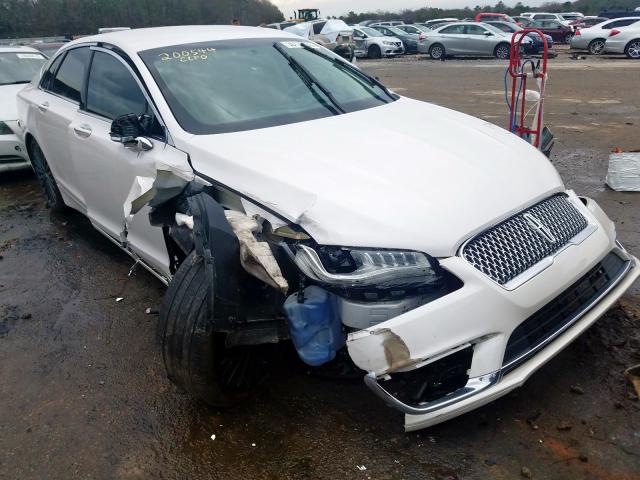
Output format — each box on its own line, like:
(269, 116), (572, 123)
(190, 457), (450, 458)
(589, 39), (605, 55)
(430, 45), (443, 59)
(628, 41), (640, 59)
(496, 45), (510, 59)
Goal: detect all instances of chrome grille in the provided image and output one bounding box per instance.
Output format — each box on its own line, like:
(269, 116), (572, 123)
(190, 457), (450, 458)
(462, 194), (589, 285)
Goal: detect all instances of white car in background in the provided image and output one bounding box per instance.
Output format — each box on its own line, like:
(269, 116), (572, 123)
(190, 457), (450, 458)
(0, 46), (47, 173)
(352, 26), (404, 58)
(570, 17), (640, 54)
(603, 23), (640, 58)
(17, 26), (639, 432)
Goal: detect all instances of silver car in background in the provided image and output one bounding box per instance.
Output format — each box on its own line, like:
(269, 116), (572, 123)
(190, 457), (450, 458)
(419, 22), (530, 59)
(352, 26), (404, 58)
(570, 17), (640, 54)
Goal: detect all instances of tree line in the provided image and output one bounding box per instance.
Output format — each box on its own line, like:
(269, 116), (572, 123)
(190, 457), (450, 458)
(0, 0), (285, 38)
(339, 0), (640, 24)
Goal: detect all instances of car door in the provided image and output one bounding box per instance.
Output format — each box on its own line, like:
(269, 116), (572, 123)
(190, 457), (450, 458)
(29, 46), (92, 211)
(436, 24), (468, 53)
(68, 47), (189, 276)
(464, 24), (496, 55)
(352, 29), (368, 56)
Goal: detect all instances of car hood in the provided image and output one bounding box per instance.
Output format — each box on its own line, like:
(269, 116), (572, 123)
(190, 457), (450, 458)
(185, 97), (563, 257)
(0, 84), (26, 121)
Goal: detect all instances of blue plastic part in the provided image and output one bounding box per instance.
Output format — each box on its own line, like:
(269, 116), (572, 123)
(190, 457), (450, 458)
(284, 286), (346, 367)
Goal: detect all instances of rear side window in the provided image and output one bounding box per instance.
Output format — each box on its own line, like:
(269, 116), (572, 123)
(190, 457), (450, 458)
(85, 51), (147, 120)
(49, 47), (91, 103)
(611, 19), (639, 28)
(40, 53), (64, 91)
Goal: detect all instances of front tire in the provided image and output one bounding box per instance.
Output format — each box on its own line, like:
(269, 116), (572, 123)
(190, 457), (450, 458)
(588, 38), (606, 55)
(368, 44), (382, 59)
(625, 39), (640, 59)
(29, 140), (65, 212)
(494, 43), (511, 60)
(158, 252), (268, 407)
(564, 33), (573, 44)
(429, 43), (445, 60)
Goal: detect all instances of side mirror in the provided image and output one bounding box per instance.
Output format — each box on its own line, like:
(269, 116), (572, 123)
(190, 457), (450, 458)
(110, 113), (154, 152)
(484, 31), (493, 36)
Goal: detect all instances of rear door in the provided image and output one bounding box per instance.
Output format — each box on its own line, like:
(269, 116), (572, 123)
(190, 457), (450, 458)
(437, 24), (467, 53)
(464, 24), (496, 55)
(29, 46), (92, 211)
(67, 47), (189, 275)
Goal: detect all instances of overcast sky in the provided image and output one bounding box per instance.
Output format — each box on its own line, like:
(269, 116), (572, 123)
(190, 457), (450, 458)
(271, 0), (546, 18)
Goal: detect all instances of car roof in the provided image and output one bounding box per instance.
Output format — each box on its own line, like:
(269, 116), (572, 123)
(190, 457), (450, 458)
(66, 25), (298, 53)
(0, 45), (43, 53)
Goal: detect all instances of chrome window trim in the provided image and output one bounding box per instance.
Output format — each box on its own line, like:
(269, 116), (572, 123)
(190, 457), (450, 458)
(38, 43), (97, 104)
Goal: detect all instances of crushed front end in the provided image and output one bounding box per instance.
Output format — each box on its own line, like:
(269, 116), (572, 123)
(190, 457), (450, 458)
(274, 191), (638, 431)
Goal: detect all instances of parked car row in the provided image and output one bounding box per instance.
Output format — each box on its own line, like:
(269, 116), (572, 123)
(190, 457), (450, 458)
(570, 17), (640, 56)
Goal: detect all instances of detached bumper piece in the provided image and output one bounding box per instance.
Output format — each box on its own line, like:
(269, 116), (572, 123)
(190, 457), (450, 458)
(365, 250), (631, 416)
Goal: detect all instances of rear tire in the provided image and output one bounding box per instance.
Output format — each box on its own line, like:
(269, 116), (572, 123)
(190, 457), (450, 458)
(564, 33), (573, 44)
(625, 39), (640, 59)
(494, 43), (511, 60)
(588, 38), (606, 55)
(29, 140), (65, 212)
(158, 252), (268, 407)
(368, 44), (382, 59)
(429, 43), (445, 60)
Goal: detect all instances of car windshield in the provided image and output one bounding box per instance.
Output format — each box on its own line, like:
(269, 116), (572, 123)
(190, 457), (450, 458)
(360, 27), (384, 37)
(0, 51), (47, 85)
(140, 39), (396, 135)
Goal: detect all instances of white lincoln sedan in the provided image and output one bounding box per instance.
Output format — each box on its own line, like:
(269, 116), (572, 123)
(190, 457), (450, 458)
(18, 26), (639, 431)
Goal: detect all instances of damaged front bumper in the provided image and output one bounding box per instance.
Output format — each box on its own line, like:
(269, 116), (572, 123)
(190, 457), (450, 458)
(346, 196), (640, 431)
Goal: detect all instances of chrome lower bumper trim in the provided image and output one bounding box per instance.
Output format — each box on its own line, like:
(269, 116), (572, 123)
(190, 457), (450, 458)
(364, 370), (499, 416)
(363, 248), (635, 416)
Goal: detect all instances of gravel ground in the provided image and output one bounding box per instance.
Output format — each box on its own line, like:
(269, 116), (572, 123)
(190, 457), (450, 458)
(1, 46), (639, 480)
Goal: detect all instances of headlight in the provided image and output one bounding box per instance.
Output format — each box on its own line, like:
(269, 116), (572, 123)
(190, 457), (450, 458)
(382, 41), (395, 46)
(290, 244), (441, 288)
(0, 121), (14, 135)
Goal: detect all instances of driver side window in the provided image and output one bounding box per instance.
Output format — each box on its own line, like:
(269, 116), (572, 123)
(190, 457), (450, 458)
(465, 25), (488, 35)
(85, 51), (164, 139)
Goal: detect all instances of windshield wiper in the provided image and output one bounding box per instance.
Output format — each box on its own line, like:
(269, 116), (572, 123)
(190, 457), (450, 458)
(273, 42), (345, 115)
(300, 43), (396, 102)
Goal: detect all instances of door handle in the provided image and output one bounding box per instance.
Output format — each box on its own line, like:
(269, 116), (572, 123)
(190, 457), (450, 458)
(37, 101), (49, 113)
(73, 124), (92, 138)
